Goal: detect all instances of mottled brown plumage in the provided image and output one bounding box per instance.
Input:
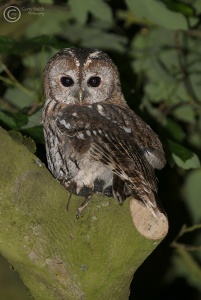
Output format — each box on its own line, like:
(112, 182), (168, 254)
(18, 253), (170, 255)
(41, 48), (166, 217)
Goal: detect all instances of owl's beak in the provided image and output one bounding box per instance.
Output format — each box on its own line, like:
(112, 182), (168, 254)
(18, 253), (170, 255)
(78, 89), (84, 104)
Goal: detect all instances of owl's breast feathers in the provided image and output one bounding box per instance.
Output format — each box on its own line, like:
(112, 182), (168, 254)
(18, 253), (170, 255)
(55, 103), (166, 211)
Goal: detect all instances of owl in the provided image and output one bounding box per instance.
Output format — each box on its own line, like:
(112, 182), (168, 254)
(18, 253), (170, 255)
(41, 48), (166, 218)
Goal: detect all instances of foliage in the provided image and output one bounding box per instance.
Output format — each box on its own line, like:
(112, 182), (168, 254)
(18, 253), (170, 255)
(0, 0), (201, 299)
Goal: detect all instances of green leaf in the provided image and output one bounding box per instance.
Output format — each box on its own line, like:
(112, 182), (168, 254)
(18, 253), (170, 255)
(168, 140), (200, 169)
(22, 125), (44, 144)
(88, 0), (112, 23)
(0, 111), (28, 130)
(25, 10), (71, 39)
(69, 0), (88, 24)
(15, 36), (67, 53)
(39, 0), (53, 3)
(12, 113), (28, 128)
(189, 132), (201, 149)
(172, 153), (200, 170)
(172, 249), (201, 293)
(0, 111), (18, 130)
(165, 119), (186, 142)
(23, 50), (55, 71)
(160, 0), (195, 17)
(69, 0), (112, 24)
(4, 86), (36, 110)
(63, 24), (127, 52)
(189, 74), (201, 102)
(183, 169), (201, 222)
(131, 28), (198, 105)
(0, 35), (69, 55)
(81, 32), (127, 53)
(23, 110), (42, 129)
(193, 1), (201, 14)
(126, 0), (188, 29)
(172, 105), (196, 124)
(168, 139), (193, 161)
(0, 36), (15, 54)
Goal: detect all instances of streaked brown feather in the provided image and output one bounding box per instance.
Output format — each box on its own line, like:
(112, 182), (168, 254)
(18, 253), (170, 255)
(56, 103), (160, 208)
(42, 48), (166, 217)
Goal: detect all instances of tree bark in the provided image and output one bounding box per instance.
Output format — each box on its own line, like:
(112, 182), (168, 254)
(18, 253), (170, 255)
(0, 127), (165, 300)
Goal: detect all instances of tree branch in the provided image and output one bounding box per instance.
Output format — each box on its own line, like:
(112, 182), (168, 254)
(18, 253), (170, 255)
(0, 127), (165, 300)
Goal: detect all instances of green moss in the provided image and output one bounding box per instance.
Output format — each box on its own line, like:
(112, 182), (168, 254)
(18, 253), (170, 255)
(0, 127), (163, 300)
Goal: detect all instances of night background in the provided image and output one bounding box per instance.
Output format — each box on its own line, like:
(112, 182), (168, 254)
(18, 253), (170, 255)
(0, 0), (201, 299)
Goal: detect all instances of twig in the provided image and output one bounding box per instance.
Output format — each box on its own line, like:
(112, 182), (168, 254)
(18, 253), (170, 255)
(174, 30), (200, 105)
(171, 224), (201, 251)
(0, 61), (36, 98)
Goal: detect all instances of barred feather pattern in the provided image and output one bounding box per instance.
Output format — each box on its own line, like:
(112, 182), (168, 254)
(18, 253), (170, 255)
(41, 48), (166, 215)
(42, 100), (165, 212)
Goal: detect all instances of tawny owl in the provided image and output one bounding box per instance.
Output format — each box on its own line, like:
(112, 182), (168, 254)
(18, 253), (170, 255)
(41, 48), (166, 218)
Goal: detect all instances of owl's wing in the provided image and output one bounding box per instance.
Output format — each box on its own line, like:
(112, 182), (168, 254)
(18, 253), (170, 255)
(57, 104), (162, 210)
(96, 103), (166, 169)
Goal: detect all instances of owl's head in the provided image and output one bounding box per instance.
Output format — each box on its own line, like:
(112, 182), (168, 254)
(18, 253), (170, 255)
(43, 48), (125, 105)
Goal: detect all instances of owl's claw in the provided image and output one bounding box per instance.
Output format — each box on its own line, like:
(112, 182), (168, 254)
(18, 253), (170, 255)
(76, 208), (83, 219)
(75, 194), (93, 218)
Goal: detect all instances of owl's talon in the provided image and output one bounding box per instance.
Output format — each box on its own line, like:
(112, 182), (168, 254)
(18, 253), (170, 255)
(75, 194), (93, 218)
(76, 208), (83, 219)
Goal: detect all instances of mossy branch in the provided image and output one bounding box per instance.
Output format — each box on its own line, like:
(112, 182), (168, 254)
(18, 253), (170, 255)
(0, 127), (165, 300)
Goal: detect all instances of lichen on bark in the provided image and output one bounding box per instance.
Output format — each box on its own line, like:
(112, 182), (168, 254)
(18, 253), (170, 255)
(0, 127), (165, 300)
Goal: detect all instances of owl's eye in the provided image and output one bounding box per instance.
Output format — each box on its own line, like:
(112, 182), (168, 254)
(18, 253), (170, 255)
(60, 76), (74, 87)
(88, 76), (101, 87)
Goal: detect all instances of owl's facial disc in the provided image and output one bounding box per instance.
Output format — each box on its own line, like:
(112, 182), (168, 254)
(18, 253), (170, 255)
(59, 74), (102, 104)
(53, 63), (113, 104)
(79, 76), (102, 103)
(45, 48), (122, 105)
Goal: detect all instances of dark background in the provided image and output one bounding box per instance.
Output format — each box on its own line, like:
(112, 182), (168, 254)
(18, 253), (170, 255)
(0, 0), (201, 299)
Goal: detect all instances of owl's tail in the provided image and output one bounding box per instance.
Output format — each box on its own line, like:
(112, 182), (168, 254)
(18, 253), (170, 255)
(129, 193), (169, 240)
(112, 174), (168, 239)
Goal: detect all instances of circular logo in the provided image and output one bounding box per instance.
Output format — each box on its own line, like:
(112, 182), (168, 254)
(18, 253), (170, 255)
(3, 6), (21, 23)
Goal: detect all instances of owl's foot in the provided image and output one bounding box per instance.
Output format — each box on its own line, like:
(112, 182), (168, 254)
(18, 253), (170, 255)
(76, 194), (93, 218)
